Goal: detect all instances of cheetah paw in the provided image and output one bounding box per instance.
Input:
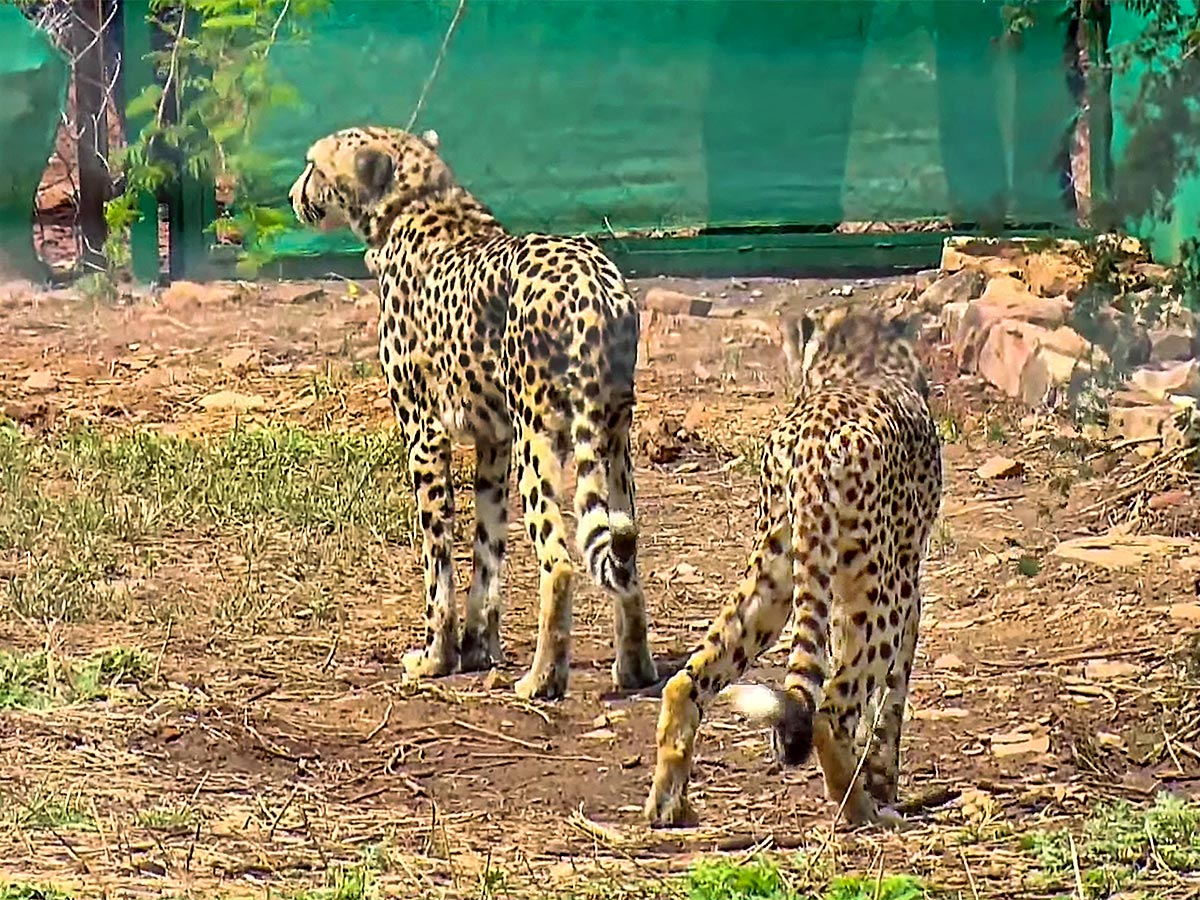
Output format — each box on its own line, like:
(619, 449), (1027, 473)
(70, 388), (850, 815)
(643, 784), (697, 828)
(459, 629), (503, 673)
(874, 805), (911, 831)
(612, 650), (659, 691)
(401, 648), (457, 680)
(514, 665), (567, 701)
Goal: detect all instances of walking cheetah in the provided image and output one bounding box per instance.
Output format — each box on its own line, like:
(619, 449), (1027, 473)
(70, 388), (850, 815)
(644, 303), (942, 827)
(288, 126), (659, 700)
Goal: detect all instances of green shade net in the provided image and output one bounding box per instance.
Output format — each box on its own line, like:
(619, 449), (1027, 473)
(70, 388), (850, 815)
(240, 0), (1079, 262)
(0, 6), (69, 279)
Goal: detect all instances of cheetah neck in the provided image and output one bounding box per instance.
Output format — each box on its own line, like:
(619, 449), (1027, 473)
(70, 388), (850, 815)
(362, 184), (505, 248)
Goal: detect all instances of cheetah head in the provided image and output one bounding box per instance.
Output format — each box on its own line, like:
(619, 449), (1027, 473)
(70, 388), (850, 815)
(781, 303), (928, 396)
(288, 126), (448, 245)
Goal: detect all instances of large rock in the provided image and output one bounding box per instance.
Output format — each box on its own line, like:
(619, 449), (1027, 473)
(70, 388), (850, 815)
(915, 268), (987, 313)
(972, 318), (1101, 406)
(952, 276), (1071, 370)
(1128, 360), (1200, 400)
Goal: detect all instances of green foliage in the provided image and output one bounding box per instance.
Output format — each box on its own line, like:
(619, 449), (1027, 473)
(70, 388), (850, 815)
(0, 646), (151, 710)
(683, 858), (926, 900)
(106, 0), (330, 279)
(1004, 1), (1200, 308)
(1022, 792), (1200, 898)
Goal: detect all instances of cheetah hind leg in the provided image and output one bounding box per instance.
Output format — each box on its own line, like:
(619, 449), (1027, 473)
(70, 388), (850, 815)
(512, 429), (575, 701)
(603, 415), (657, 690)
(460, 437), (512, 672)
(726, 684), (909, 831)
(401, 427), (459, 679)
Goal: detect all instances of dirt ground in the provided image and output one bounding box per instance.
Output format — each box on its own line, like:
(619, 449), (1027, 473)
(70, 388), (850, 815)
(0, 272), (1198, 899)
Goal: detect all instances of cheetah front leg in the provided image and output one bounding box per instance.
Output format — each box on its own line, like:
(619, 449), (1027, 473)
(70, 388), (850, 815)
(461, 436), (512, 672)
(644, 485), (792, 827)
(401, 421), (459, 678)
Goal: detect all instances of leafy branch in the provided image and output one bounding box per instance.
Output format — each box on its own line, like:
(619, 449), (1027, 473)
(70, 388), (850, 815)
(1004, 0), (1200, 307)
(104, 0), (329, 281)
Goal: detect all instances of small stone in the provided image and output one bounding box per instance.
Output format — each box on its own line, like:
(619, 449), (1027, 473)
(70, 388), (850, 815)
(580, 727), (617, 741)
(933, 653), (965, 671)
(620, 754), (642, 769)
(198, 390), (266, 412)
(1169, 603), (1200, 625)
(643, 288), (711, 317)
(681, 401), (706, 434)
(481, 668), (507, 691)
(1084, 659), (1140, 681)
(21, 370), (57, 392)
(976, 456), (1024, 480)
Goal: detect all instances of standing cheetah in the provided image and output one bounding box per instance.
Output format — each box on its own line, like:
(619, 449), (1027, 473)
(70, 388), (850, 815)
(644, 304), (943, 827)
(288, 126), (659, 700)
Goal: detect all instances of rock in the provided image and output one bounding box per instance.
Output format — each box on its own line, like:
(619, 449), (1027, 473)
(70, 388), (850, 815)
(939, 301), (970, 341)
(681, 401), (707, 435)
(1148, 327), (1196, 363)
(1129, 360), (1200, 400)
(976, 456), (1024, 480)
(21, 370), (57, 392)
(198, 390), (266, 413)
(933, 652), (965, 671)
(643, 288), (711, 317)
(939, 237), (1023, 278)
(915, 268), (987, 313)
(1084, 659), (1140, 680)
(1106, 401), (1187, 448)
(219, 347), (257, 373)
(975, 321), (1041, 398)
(160, 280), (244, 310)
(1169, 602), (1200, 625)
(1148, 490), (1190, 510)
(952, 277), (1070, 370)
(1050, 533), (1196, 570)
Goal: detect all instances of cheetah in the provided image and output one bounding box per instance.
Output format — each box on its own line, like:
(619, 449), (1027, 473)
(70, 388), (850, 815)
(287, 126), (659, 700)
(643, 303), (942, 827)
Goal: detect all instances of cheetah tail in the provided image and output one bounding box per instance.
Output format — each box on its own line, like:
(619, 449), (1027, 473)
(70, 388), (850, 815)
(571, 419), (637, 596)
(725, 683), (817, 767)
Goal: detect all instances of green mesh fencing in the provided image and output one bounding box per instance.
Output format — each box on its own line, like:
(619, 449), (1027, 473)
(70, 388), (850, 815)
(240, 0), (1082, 265)
(0, 6), (69, 279)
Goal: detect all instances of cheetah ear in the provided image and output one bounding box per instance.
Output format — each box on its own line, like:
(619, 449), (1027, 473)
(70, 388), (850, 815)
(780, 313), (812, 381)
(353, 148), (395, 202)
(418, 129), (440, 151)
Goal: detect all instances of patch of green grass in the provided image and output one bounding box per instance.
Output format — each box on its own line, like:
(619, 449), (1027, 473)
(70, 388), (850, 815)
(684, 858), (926, 900)
(0, 885), (77, 900)
(0, 423), (416, 623)
(288, 862), (377, 900)
(10, 787), (96, 831)
(136, 801), (197, 832)
(1022, 792), (1200, 898)
(0, 646), (150, 709)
